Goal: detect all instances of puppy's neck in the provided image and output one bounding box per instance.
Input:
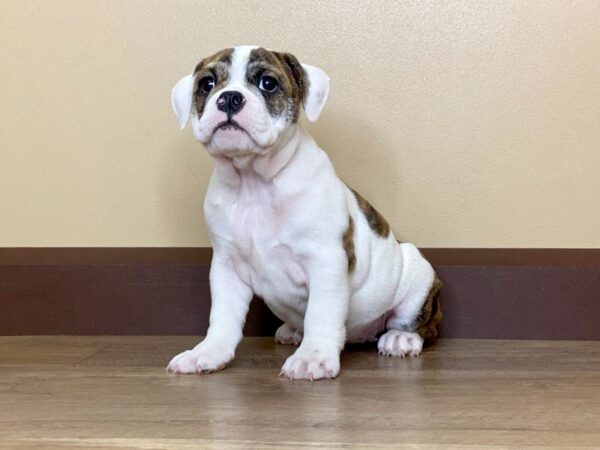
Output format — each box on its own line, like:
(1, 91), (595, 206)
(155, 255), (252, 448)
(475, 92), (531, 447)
(213, 124), (311, 186)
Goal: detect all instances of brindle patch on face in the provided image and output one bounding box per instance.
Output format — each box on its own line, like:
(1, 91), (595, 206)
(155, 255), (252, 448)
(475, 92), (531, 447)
(192, 48), (234, 117)
(400, 274), (443, 342)
(351, 189), (391, 238)
(246, 48), (306, 122)
(342, 216), (356, 273)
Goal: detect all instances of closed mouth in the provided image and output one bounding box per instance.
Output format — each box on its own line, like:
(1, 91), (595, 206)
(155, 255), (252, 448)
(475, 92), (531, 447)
(214, 120), (245, 133)
(210, 118), (263, 150)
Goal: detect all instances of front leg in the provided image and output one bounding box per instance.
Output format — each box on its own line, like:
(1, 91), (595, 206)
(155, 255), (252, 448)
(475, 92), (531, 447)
(281, 248), (349, 380)
(167, 254), (252, 374)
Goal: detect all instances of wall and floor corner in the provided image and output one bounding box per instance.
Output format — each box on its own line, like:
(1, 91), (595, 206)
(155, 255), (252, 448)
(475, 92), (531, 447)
(1, 1), (599, 338)
(1, 248), (599, 339)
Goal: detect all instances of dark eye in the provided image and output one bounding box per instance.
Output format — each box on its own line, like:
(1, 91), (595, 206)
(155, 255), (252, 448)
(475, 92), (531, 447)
(199, 76), (215, 94)
(258, 75), (278, 93)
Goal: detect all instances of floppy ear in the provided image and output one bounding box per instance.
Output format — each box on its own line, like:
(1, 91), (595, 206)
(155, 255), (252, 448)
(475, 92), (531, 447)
(171, 73), (195, 129)
(301, 63), (330, 122)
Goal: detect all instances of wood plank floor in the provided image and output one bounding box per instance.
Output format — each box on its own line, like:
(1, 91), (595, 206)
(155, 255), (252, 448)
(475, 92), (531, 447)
(1, 337), (600, 449)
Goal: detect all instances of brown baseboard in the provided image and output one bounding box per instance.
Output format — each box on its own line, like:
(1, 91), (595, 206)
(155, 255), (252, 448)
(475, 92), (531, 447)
(1, 248), (599, 339)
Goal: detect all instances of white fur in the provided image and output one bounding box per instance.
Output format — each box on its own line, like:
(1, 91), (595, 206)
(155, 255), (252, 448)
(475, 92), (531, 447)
(378, 330), (423, 357)
(301, 64), (330, 122)
(167, 46), (436, 380)
(274, 323), (303, 345)
(171, 73), (195, 129)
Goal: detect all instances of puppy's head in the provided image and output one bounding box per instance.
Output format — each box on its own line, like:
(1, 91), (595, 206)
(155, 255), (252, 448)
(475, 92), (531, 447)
(171, 46), (329, 157)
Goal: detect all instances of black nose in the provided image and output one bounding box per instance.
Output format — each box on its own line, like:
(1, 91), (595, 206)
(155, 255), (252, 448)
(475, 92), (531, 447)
(216, 91), (245, 116)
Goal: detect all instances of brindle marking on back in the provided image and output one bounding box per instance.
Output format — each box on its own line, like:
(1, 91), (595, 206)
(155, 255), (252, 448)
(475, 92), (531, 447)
(409, 274), (443, 342)
(246, 48), (306, 122)
(192, 48), (234, 117)
(342, 216), (356, 272)
(351, 189), (390, 238)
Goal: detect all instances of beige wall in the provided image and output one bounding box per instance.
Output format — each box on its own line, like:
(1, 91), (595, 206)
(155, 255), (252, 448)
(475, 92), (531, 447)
(1, 0), (599, 248)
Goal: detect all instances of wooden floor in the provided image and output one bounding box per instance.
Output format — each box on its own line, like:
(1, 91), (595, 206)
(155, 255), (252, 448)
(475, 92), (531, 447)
(1, 337), (600, 449)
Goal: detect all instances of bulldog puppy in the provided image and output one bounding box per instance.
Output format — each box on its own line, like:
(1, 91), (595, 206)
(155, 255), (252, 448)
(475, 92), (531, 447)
(167, 46), (442, 380)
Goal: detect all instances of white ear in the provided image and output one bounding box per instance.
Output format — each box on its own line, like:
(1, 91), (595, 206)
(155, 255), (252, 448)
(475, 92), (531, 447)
(301, 63), (330, 122)
(171, 73), (195, 129)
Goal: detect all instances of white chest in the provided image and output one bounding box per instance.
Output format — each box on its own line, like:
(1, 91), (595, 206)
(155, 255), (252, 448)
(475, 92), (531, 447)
(228, 187), (282, 257)
(207, 177), (309, 314)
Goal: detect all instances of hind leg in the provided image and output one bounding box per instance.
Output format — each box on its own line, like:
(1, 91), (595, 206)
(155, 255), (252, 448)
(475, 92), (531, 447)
(274, 323), (303, 346)
(378, 329), (423, 357)
(377, 269), (442, 358)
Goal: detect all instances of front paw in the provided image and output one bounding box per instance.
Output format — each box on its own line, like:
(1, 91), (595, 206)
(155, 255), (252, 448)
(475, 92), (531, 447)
(167, 344), (233, 374)
(280, 345), (340, 381)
